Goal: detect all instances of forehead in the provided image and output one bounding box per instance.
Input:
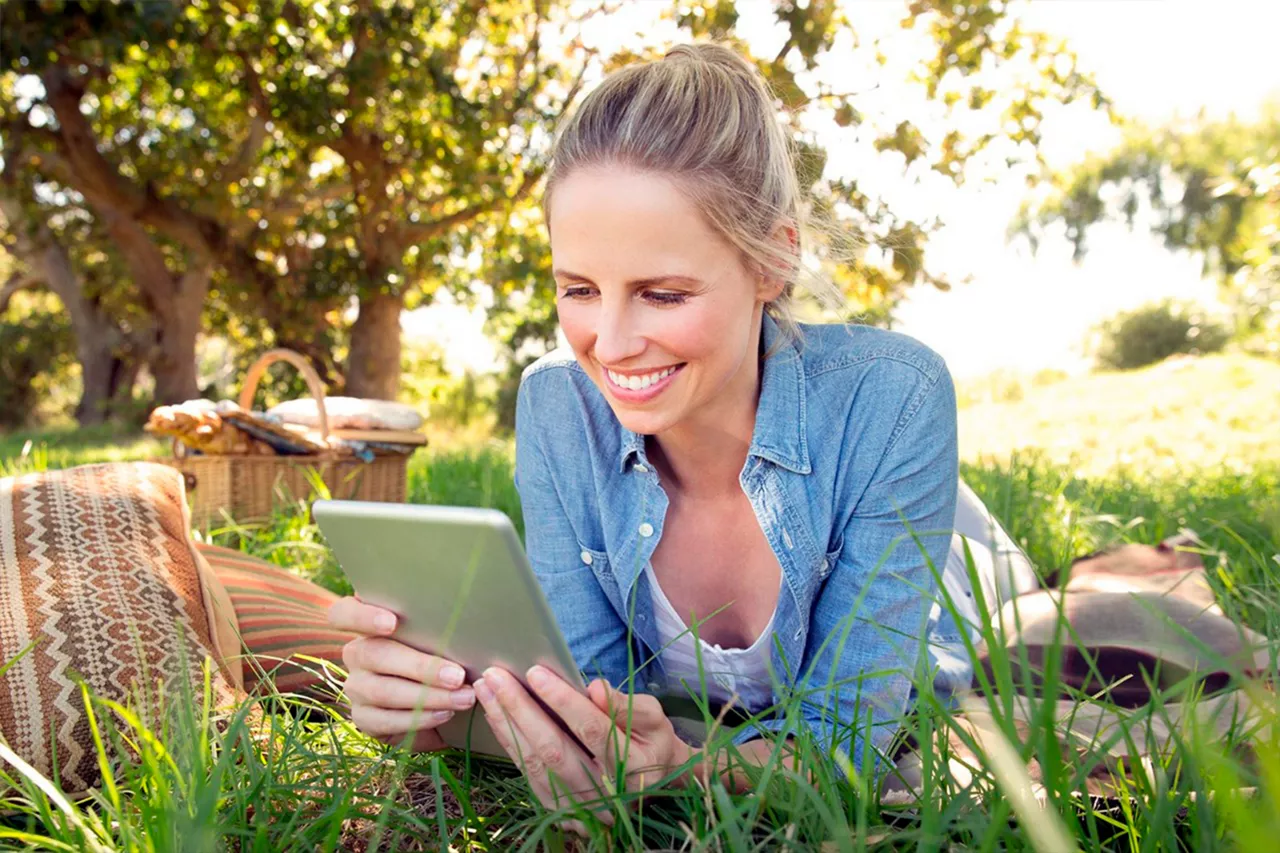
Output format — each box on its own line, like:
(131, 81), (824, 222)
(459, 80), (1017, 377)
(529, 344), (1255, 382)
(547, 167), (733, 273)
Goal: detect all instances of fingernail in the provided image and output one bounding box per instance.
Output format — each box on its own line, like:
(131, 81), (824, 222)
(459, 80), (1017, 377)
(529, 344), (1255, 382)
(439, 664), (465, 688)
(473, 678), (494, 703)
(527, 666), (548, 689)
(451, 687), (476, 709)
(374, 612), (396, 633)
(429, 710), (455, 725)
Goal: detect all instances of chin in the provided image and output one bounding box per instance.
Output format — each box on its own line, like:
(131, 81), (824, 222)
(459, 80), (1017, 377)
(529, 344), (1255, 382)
(607, 404), (680, 437)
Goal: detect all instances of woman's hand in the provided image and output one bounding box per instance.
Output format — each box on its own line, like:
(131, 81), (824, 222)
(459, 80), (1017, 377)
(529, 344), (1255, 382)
(474, 665), (694, 825)
(328, 596), (476, 751)
(583, 678), (694, 791)
(473, 667), (609, 829)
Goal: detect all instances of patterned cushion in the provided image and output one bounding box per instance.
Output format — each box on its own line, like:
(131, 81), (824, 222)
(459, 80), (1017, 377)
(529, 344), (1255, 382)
(196, 544), (355, 704)
(0, 463), (241, 796)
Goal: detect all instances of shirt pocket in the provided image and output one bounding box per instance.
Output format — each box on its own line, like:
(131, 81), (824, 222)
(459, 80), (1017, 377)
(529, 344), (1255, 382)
(574, 543), (612, 583)
(819, 537), (843, 581)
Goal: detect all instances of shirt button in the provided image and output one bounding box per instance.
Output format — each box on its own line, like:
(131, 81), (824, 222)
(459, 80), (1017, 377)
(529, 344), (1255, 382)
(639, 522), (654, 538)
(580, 550), (593, 566)
(634, 463), (648, 474)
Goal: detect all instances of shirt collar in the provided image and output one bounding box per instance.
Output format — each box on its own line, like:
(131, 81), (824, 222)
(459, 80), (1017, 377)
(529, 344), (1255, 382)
(616, 313), (811, 475)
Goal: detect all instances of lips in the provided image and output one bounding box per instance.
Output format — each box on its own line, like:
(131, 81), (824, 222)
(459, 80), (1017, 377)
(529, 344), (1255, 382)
(605, 365), (678, 391)
(601, 363), (685, 402)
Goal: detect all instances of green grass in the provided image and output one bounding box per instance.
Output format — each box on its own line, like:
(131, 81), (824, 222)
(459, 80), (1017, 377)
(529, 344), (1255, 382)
(2, 386), (1279, 850)
(958, 352), (1280, 476)
(0, 423), (167, 470)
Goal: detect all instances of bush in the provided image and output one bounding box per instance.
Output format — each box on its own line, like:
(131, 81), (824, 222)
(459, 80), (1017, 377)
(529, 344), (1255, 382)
(1092, 299), (1230, 370)
(399, 339), (498, 434)
(1232, 258), (1279, 360)
(0, 298), (75, 429)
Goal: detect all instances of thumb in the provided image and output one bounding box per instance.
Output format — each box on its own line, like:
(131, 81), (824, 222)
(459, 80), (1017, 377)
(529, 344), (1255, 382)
(587, 679), (614, 713)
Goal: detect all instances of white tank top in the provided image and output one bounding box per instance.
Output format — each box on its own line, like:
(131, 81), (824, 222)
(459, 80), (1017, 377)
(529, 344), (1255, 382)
(645, 562), (778, 712)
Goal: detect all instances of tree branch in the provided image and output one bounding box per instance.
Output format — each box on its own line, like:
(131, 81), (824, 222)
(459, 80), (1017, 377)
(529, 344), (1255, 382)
(397, 164), (545, 245)
(560, 58), (591, 112)
(39, 66), (224, 261)
(504, 1), (545, 121)
(219, 53), (271, 188)
(0, 270), (44, 314)
(258, 180), (353, 223)
(19, 144), (78, 189)
(3, 111), (79, 190)
(40, 67), (149, 214)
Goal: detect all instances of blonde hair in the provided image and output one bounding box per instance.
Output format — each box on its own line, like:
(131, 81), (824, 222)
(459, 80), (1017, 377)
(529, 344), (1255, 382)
(544, 42), (845, 345)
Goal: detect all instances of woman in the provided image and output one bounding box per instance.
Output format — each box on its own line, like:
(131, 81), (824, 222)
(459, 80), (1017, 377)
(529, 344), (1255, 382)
(329, 43), (1034, 810)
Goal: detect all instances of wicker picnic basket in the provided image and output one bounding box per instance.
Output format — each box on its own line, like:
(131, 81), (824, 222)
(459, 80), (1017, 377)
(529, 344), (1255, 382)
(159, 349), (411, 528)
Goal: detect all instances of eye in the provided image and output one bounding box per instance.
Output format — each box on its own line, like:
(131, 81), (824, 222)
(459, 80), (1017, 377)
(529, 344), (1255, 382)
(558, 284), (597, 301)
(642, 290), (688, 306)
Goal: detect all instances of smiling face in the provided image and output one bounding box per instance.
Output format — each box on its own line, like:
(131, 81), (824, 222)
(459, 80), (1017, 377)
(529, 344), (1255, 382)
(547, 167), (780, 438)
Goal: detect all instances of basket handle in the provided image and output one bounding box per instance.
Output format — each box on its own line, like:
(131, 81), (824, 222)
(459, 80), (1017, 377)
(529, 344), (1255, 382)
(238, 348), (331, 441)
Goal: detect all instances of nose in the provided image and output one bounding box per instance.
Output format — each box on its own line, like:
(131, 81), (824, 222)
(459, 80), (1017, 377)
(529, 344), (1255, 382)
(592, 299), (646, 365)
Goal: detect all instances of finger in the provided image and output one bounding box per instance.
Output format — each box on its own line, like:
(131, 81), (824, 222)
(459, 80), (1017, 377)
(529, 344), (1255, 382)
(587, 679), (611, 713)
(482, 670), (583, 779)
(526, 666), (615, 759)
(351, 704), (454, 738)
(558, 819), (592, 836)
(474, 676), (546, 777)
(344, 671), (476, 713)
(373, 728), (447, 753)
(591, 679), (663, 729)
(479, 673), (599, 792)
(328, 597), (397, 635)
(476, 677), (615, 826)
(342, 637), (467, 688)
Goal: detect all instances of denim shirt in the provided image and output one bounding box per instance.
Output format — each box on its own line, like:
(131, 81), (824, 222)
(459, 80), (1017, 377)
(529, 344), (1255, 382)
(513, 315), (961, 772)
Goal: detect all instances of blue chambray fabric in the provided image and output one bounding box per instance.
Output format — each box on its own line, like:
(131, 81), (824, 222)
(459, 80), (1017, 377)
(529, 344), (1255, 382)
(513, 315), (963, 773)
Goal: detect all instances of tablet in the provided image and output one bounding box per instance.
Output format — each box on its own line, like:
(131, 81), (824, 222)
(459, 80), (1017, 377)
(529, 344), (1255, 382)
(312, 499), (587, 756)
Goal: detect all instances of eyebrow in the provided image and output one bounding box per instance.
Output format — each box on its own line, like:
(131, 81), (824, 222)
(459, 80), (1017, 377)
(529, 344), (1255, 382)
(552, 269), (703, 288)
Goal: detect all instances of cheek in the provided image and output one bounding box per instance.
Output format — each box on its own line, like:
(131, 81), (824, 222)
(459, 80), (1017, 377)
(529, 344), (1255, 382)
(656, 302), (753, 364)
(556, 302), (594, 355)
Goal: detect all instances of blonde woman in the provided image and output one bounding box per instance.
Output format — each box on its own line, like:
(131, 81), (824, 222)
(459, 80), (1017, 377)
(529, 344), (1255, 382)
(330, 43), (1032, 811)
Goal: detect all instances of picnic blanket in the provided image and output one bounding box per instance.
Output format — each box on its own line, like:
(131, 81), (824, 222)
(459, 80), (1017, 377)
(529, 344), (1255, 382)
(884, 536), (1275, 803)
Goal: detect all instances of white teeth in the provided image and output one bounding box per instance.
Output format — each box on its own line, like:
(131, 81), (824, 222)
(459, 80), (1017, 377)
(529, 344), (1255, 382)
(607, 366), (676, 391)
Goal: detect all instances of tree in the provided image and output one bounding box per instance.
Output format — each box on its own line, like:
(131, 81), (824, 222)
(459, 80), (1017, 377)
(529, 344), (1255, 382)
(467, 0), (1112, 426)
(2, 0), (1110, 423)
(1012, 100), (1280, 352)
(0, 185), (143, 424)
(1, 2), (219, 409)
(1, 0), (593, 413)
(242, 0), (586, 399)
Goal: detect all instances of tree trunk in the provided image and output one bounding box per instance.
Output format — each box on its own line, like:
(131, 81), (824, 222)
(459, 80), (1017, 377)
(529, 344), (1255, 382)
(345, 289), (403, 399)
(147, 266), (210, 404)
(76, 346), (137, 425)
(102, 215), (209, 405)
(39, 229), (137, 424)
(0, 196), (142, 424)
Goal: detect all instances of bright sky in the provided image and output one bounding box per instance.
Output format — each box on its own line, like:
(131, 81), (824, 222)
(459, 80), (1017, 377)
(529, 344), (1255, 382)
(892, 0), (1280, 377)
(404, 0), (1280, 379)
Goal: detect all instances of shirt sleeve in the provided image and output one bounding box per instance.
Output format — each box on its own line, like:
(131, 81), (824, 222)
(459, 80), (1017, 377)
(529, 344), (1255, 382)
(732, 365), (959, 775)
(514, 375), (637, 688)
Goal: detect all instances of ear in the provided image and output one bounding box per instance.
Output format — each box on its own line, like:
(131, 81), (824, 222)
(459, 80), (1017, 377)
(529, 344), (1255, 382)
(755, 220), (798, 303)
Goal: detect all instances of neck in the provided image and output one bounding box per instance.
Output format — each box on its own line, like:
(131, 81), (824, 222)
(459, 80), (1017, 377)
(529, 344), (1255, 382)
(649, 312), (766, 497)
